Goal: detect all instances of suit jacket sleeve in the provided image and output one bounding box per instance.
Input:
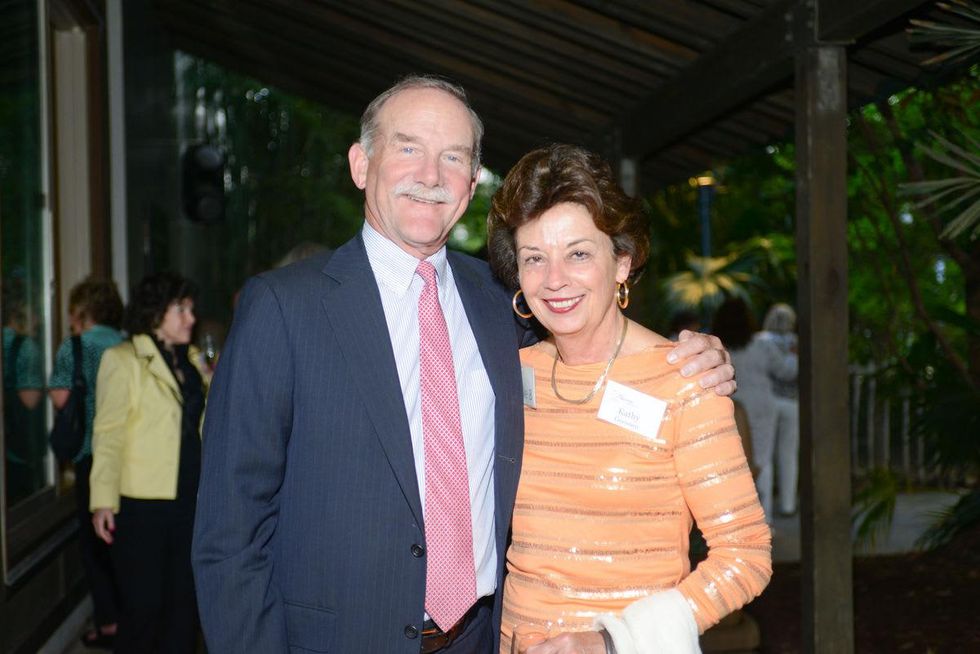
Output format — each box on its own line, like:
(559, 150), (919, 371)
(193, 276), (294, 652)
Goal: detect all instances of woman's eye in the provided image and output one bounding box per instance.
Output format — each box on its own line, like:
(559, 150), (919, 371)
(570, 250), (590, 260)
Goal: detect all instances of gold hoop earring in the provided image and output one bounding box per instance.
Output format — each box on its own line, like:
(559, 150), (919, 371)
(512, 289), (533, 319)
(617, 281), (630, 309)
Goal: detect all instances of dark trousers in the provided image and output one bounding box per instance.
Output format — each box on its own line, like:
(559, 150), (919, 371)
(439, 602), (494, 654)
(111, 498), (199, 654)
(74, 456), (120, 628)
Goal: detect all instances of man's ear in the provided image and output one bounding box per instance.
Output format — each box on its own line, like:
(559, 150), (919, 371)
(468, 166), (481, 200)
(348, 143), (369, 190)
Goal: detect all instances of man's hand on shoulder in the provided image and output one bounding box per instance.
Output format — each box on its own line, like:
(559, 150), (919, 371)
(668, 330), (736, 396)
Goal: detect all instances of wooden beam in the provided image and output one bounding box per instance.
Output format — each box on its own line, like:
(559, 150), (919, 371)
(818, 0), (927, 42)
(616, 0), (928, 160)
(795, 43), (854, 654)
(617, 0), (796, 157)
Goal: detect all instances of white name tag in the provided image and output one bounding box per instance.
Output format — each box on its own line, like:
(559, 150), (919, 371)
(597, 380), (668, 443)
(521, 365), (537, 409)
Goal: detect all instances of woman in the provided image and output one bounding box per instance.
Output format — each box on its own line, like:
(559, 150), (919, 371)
(49, 277), (124, 649)
(90, 272), (207, 653)
(712, 298), (797, 523)
(487, 145), (771, 654)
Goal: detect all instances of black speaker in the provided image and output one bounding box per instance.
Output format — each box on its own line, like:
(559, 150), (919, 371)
(181, 143), (226, 223)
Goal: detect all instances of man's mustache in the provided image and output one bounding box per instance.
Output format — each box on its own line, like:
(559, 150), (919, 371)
(394, 182), (454, 204)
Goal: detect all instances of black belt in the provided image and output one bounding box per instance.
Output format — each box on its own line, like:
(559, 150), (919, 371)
(420, 596), (493, 654)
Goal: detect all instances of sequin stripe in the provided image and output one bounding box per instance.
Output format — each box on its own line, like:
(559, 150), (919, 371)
(528, 405), (603, 415)
(513, 502), (683, 519)
(680, 460), (750, 488)
(682, 453), (750, 480)
(685, 568), (735, 621)
(523, 437), (671, 454)
(703, 520), (773, 542)
(673, 423), (739, 450)
(508, 570), (671, 600)
(696, 496), (764, 524)
(502, 603), (599, 629)
(522, 468), (677, 483)
(745, 560), (775, 587)
(675, 386), (711, 408)
(510, 539), (680, 559)
(512, 509), (683, 524)
(696, 560), (754, 605)
(704, 540), (773, 558)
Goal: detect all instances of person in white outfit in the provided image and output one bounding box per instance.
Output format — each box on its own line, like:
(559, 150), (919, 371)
(712, 298), (797, 523)
(760, 303), (799, 516)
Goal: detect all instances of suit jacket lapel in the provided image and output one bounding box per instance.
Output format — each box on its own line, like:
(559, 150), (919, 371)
(319, 236), (424, 527)
(449, 253), (524, 546)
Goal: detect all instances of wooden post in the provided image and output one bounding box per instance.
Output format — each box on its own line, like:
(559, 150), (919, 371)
(795, 39), (853, 653)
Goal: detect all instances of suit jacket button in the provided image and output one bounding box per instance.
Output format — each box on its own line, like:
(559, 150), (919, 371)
(411, 543), (425, 558)
(404, 624), (419, 639)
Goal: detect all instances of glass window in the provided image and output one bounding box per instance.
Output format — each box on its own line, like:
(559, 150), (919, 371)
(1, 0), (50, 508)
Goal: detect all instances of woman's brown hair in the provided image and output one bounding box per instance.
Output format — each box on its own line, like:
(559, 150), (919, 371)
(487, 143), (649, 289)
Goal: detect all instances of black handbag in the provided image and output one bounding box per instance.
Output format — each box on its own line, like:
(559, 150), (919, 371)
(49, 335), (87, 463)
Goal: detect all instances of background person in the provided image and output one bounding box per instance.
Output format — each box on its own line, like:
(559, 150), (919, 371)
(90, 272), (207, 654)
(48, 277), (124, 649)
(712, 297), (797, 523)
(192, 75), (736, 654)
(760, 303), (799, 516)
(487, 144), (771, 654)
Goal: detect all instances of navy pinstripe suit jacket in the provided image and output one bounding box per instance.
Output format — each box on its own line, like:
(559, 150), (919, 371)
(193, 234), (528, 653)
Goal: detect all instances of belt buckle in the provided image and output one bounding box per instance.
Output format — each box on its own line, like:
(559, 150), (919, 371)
(421, 616), (462, 654)
(421, 631), (451, 654)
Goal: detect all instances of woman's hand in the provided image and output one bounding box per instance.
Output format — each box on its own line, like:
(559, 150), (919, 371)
(526, 630), (606, 654)
(92, 508), (116, 544)
(670, 330), (736, 396)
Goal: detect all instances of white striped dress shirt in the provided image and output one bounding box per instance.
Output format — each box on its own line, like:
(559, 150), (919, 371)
(362, 222), (498, 604)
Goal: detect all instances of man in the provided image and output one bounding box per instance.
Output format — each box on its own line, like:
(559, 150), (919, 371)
(193, 75), (735, 653)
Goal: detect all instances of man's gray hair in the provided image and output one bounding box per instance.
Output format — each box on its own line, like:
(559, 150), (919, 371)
(358, 74), (484, 175)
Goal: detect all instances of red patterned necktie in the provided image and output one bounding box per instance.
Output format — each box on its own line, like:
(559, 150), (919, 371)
(416, 260), (477, 630)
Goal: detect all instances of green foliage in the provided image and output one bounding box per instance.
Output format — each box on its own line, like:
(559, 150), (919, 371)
(448, 170), (501, 255)
(917, 489), (980, 550)
(902, 130), (980, 239)
(660, 250), (763, 318)
(853, 468), (901, 549)
(645, 65), (980, 546)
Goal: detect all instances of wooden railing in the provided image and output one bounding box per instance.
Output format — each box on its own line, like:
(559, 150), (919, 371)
(849, 365), (965, 486)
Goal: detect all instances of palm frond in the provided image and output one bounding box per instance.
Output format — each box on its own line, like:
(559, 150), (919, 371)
(852, 468), (900, 549)
(908, 1), (980, 66)
(917, 490), (980, 550)
(900, 127), (980, 240)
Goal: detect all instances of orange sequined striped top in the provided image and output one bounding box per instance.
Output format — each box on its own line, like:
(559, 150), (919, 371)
(500, 344), (771, 652)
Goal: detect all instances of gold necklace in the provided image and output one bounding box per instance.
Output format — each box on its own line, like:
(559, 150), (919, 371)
(551, 317), (629, 405)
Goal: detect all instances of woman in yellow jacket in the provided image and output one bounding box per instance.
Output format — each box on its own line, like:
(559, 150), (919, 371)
(90, 272), (208, 654)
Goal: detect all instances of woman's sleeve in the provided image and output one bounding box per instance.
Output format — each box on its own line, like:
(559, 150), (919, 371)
(672, 390), (772, 632)
(593, 387), (772, 653)
(89, 347), (134, 513)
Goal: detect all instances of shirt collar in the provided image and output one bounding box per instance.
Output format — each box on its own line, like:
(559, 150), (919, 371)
(361, 221), (450, 297)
